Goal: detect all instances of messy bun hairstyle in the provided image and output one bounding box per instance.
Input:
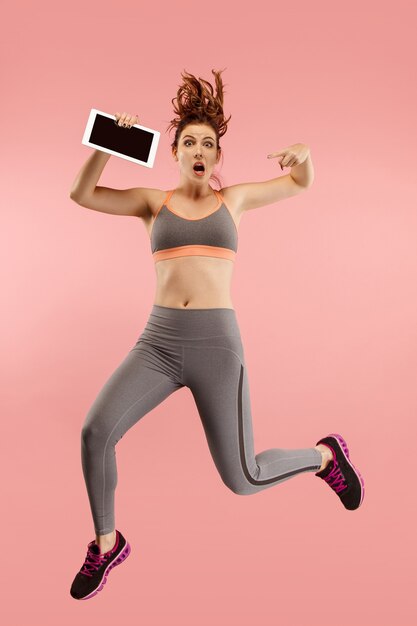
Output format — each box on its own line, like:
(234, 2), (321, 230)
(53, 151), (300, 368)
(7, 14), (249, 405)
(167, 68), (231, 189)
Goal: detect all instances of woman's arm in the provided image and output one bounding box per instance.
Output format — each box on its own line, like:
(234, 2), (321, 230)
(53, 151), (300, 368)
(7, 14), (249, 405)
(69, 149), (151, 218)
(70, 149), (111, 200)
(222, 144), (314, 215)
(288, 150), (314, 188)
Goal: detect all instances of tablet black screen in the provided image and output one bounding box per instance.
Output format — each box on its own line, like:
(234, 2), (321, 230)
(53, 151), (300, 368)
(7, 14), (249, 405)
(89, 113), (154, 162)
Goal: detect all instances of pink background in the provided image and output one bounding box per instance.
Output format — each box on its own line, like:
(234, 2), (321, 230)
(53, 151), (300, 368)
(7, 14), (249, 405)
(2, 0), (416, 623)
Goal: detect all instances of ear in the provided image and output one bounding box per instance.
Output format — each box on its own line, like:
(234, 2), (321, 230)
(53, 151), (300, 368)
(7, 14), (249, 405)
(172, 147), (178, 161)
(216, 147), (221, 164)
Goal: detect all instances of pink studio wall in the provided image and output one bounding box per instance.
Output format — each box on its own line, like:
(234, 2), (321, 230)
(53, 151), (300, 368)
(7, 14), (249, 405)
(2, 0), (416, 624)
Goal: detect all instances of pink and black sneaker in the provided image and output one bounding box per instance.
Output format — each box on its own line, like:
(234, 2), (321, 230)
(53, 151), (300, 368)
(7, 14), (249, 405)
(70, 529), (131, 600)
(315, 433), (365, 510)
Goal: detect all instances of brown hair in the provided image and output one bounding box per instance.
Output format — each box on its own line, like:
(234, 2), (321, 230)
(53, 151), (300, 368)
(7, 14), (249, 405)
(166, 68), (231, 189)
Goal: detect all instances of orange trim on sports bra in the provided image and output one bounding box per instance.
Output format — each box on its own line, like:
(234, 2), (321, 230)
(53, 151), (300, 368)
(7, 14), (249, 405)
(154, 190), (172, 220)
(153, 244), (236, 263)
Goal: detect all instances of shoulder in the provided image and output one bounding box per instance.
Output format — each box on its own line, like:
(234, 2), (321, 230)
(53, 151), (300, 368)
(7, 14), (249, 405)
(219, 185), (245, 219)
(143, 188), (171, 218)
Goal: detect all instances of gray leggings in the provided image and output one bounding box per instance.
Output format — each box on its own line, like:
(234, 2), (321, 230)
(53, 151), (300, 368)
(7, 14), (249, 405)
(81, 305), (323, 535)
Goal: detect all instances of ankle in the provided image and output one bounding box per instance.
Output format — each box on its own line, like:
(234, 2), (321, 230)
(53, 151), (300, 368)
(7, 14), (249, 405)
(315, 444), (333, 471)
(95, 529), (116, 550)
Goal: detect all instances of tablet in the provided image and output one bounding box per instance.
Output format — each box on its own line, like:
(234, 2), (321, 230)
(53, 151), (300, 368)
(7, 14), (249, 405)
(81, 108), (160, 168)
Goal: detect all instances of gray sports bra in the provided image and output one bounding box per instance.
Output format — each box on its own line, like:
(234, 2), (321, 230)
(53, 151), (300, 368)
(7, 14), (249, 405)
(150, 188), (238, 263)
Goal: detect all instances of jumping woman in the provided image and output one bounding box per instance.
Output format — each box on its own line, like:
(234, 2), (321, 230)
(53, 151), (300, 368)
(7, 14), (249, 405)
(69, 69), (365, 600)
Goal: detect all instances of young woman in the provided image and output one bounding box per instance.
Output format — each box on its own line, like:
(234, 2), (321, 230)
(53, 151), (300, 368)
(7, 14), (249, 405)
(69, 69), (365, 600)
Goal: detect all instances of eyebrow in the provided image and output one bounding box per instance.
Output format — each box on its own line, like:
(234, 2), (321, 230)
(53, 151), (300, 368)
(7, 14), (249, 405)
(183, 135), (215, 141)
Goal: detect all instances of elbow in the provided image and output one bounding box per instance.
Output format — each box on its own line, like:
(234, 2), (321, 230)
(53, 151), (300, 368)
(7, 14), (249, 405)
(70, 186), (84, 200)
(70, 190), (83, 204)
(301, 178), (314, 189)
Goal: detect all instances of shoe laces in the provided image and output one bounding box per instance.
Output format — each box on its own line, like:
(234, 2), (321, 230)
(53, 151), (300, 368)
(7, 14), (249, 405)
(80, 547), (108, 577)
(323, 460), (348, 493)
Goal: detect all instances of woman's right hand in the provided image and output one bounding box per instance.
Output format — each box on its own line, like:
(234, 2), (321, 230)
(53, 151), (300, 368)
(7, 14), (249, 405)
(114, 112), (139, 128)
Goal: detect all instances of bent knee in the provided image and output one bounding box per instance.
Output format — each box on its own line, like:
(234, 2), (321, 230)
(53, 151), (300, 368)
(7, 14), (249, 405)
(223, 479), (255, 496)
(81, 418), (110, 448)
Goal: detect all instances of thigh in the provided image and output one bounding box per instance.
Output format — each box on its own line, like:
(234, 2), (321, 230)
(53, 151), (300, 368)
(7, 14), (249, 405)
(183, 339), (258, 492)
(82, 341), (184, 446)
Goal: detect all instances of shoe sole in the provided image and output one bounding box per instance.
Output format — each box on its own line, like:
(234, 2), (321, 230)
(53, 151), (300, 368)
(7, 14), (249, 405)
(79, 541), (131, 600)
(325, 432), (365, 508)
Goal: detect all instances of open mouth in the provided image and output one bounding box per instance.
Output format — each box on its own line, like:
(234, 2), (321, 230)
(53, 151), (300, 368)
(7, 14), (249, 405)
(193, 162), (205, 176)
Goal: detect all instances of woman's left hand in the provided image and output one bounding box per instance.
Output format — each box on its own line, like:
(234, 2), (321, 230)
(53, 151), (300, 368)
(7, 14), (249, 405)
(267, 143), (310, 170)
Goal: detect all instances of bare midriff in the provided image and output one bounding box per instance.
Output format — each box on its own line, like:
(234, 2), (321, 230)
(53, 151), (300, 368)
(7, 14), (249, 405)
(142, 188), (242, 310)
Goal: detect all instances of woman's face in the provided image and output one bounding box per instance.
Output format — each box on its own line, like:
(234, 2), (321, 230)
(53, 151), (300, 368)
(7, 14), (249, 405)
(173, 123), (220, 183)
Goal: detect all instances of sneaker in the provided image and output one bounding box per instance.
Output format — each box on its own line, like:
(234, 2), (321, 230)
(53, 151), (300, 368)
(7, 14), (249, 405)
(315, 433), (365, 510)
(70, 529), (131, 600)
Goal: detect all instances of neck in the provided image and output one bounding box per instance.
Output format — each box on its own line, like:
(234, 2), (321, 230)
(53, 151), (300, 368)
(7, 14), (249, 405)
(175, 177), (213, 200)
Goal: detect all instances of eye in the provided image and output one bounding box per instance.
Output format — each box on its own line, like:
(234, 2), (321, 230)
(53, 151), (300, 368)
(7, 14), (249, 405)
(183, 140), (214, 147)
